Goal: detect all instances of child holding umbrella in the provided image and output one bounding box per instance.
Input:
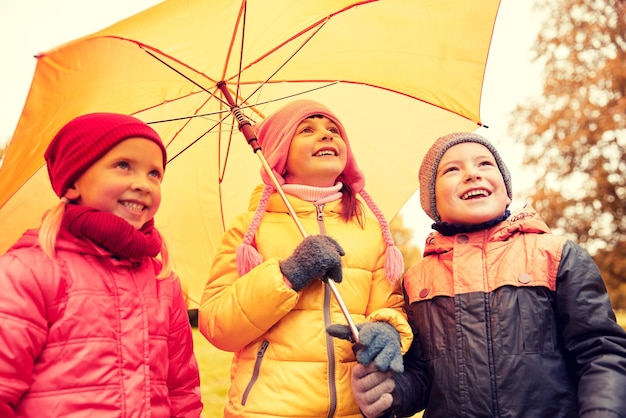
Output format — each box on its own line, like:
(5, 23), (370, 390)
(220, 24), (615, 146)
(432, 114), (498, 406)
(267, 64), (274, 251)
(348, 132), (626, 417)
(199, 99), (412, 417)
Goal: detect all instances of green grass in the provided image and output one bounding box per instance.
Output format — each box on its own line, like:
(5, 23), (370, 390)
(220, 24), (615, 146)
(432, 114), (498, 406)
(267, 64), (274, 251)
(193, 312), (626, 417)
(193, 329), (232, 417)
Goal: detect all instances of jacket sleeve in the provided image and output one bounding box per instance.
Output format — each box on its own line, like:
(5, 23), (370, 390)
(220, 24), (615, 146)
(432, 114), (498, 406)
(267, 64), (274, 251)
(363, 249), (413, 354)
(198, 213), (299, 352)
(166, 275), (203, 417)
(0, 251), (49, 416)
(555, 241), (626, 417)
(387, 320), (430, 417)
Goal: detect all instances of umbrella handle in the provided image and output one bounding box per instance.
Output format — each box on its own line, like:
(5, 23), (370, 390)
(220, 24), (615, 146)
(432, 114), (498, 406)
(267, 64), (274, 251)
(217, 82), (360, 343)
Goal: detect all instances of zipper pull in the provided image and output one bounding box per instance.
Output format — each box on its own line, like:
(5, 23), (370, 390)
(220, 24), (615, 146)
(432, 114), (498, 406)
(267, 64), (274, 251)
(316, 204), (324, 221)
(257, 340), (269, 357)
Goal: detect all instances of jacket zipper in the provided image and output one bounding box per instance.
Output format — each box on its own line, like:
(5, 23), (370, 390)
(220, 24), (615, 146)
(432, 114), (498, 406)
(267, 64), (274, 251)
(484, 292), (500, 416)
(316, 204), (328, 235)
(316, 203), (337, 418)
(324, 283), (337, 418)
(241, 339), (269, 405)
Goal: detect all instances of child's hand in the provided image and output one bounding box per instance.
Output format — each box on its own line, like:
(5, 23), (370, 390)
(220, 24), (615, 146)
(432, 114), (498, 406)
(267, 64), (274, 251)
(279, 235), (345, 291)
(352, 363), (395, 418)
(327, 322), (404, 373)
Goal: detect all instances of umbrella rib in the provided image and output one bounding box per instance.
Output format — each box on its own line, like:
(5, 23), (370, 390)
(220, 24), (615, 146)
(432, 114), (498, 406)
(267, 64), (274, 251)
(108, 26), (347, 121)
(141, 48), (229, 109)
(164, 111), (231, 164)
(235, 0), (247, 103)
(240, 82), (341, 110)
(230, 0), (377, 86)
(132, 16), (338, 125)
(219, 11), (332, 113)
(239, 18), (329, 106)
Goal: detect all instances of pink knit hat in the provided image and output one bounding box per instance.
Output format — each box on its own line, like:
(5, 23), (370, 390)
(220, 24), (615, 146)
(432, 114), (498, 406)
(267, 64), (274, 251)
(236, 99), (403, 283)
(253, 99), (366, 191)
(45, 113), (167, 198)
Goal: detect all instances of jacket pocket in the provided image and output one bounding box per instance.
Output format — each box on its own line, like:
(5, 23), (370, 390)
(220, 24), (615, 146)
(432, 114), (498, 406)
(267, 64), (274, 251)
(494, 286), (557, 355)
(241, 340), (269, 405)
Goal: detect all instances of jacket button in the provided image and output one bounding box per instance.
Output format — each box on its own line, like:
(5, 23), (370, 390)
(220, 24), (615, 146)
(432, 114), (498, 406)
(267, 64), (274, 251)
(457, 234), (469, 243)
(419, 288), (429, 298)
(518, 273), (532, 284)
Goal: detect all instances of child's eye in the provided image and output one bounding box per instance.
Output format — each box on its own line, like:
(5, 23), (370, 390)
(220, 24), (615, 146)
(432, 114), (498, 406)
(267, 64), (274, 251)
(442, 166), (458, 174)
(479, 160), (495, 167)
(115, 161), (130, 169)
(149, 169), (163, 179)
(329, 127), (340, 135)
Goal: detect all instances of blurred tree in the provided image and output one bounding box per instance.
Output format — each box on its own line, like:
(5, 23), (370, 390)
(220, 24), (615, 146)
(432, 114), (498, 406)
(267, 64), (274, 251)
(390, 214), (423, 273)
(510, 0), (626, 307)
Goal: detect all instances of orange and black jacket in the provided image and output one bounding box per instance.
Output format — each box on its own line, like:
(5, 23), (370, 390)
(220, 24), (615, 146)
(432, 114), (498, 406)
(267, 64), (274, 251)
(391, 206), (626, 418)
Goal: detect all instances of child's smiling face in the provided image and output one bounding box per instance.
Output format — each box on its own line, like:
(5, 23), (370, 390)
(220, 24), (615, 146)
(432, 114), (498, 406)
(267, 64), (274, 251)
(65, 137), (165, 229)
(283, 115), (347, 187)
(434, 142), (511, 225)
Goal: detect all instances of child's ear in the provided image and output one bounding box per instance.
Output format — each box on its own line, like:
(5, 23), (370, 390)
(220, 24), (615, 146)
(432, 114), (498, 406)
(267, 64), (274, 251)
(64, 185), (80, 201)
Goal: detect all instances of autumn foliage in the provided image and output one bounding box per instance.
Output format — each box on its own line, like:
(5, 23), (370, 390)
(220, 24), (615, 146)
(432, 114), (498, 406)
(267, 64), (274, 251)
(510, 0), (626, 307)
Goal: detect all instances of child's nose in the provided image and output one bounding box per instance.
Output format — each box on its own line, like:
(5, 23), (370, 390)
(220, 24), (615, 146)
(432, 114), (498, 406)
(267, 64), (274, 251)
(464, 167), (481, 181)
(320, 129), (334, 140)
(131, 176), (152, 192)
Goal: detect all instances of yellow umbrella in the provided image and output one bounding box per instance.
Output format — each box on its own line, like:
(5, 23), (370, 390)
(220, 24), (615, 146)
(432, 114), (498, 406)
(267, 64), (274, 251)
(0, 0), (501, 308)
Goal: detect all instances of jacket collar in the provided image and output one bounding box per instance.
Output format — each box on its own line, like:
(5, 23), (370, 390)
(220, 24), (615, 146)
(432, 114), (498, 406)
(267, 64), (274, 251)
(423, 205), (552, 256)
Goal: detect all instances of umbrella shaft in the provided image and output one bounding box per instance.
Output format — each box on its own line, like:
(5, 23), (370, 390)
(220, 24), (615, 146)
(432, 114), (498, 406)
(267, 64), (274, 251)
(256, 142), (359, 342)
(326, 280), (360, 343)
(219, 81), (360, 343)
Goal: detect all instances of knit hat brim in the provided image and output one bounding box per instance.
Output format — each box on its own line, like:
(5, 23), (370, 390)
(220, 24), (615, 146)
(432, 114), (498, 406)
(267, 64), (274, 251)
(252, 99), (365, 193)
(418, 132), (512, 223)
(45, 113), (167, 198)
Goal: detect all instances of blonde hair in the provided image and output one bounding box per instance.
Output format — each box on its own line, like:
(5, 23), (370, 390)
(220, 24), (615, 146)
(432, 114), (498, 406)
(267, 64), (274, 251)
(38, 199), (172, 279)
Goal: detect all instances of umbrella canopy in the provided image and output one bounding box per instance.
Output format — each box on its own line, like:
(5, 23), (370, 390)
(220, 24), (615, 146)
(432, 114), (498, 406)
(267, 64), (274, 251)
(0, 0), (501, 307)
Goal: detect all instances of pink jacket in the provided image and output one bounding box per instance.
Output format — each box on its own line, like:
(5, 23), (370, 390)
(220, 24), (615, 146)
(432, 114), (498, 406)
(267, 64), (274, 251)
(0, 229), (202, 417)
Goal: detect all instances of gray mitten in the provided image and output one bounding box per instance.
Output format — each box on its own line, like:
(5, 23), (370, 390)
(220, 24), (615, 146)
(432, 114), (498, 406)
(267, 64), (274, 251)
(327, 322), (404, 373)
(279, 235), (345, 292)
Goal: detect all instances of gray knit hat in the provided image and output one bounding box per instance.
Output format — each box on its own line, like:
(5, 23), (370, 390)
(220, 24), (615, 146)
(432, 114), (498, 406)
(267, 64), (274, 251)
(418, 132), (512, 222)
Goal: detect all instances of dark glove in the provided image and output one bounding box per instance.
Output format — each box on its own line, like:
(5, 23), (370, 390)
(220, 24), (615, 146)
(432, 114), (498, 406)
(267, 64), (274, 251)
(279, 235), (345, 292)
(327, 322), (404, 373)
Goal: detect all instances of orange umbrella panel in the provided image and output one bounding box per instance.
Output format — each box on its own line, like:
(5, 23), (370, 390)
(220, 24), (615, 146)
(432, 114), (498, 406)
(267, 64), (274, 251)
(0, 0), (501, 307)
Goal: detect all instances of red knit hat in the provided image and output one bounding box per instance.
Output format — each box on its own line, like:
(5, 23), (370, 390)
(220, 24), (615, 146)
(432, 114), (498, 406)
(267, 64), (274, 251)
(236, 100), (404, 283)
(45, 113), (167, 198)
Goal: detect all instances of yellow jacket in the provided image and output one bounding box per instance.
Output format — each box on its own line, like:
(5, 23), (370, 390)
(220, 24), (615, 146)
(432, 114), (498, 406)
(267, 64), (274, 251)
(199, 185), (412, 417)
